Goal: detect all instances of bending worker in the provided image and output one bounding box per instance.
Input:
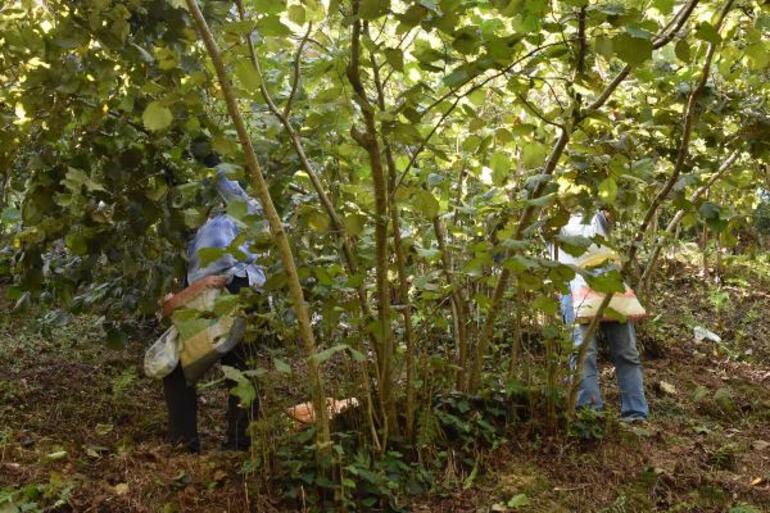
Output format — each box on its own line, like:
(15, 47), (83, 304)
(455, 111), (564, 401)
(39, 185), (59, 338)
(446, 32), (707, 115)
(163, 158), (265, 453)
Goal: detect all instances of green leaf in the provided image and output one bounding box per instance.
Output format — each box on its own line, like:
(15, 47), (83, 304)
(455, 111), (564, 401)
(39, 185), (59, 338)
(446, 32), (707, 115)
(288, 4), (306, 24)
(490, 151), (510, 185)
(612, 33), (653, 66)
(221, 365), (257, 407)
(213, 293), (240, 316)
(675, 39), (691, 63)
(307, 210), (330, 232)
(274, 358), (292, 374)
(399, 3), (428, 27)
(142, 101), (173, 131)
(532, 296), (558, 315)
(344, 213), (367, 236)
(452, 26), (481, 55)
(594, 36), (613, 59)
(383, 47), (404, 72)
(360, 0), (390, 20)
(444, 64), (474, 88)
(598, 177), (618, 204)
(257, 15), (292, 37)
(745, 42), (770, 70)
(604, 306), (627, 323)
(312, 343), (349, 363)
(521, 141), (548, 169)
(462, 134), (481, 152)
(226, 199), (248, 221)
(556, 234), (592, 257)
(212, 135), (239, 156)
(197, 247), (226, 267)
(507, 493), (530, 509)
(412, 189), (440, 218)
(584, 270), (626, 294)
(653, 0), (674, 14)
(65, 232), (88, 255)
(302, 0), (325, 22)
(234, 61), (261, 90)
(250, 0), (286, 15)
(694, 22), (721, 44)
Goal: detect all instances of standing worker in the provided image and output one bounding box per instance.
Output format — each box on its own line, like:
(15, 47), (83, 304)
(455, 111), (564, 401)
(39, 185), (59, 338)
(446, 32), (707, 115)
(555, 210), (649, 421)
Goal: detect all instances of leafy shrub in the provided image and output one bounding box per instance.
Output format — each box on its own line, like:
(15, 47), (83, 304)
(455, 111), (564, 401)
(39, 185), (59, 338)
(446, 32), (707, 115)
(568, 408), (606, 441)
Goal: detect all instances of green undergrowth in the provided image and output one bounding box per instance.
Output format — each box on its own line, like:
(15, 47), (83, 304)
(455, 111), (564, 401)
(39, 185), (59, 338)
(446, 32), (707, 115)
(3, 253), (770, 512)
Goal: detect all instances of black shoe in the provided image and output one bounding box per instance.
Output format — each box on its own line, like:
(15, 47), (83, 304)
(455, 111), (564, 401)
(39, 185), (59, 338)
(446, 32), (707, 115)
(169, 436), (201, 453)
(221, 437), (251, 451)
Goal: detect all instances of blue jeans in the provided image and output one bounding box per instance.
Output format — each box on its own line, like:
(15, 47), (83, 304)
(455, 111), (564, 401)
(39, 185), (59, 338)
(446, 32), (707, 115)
(561, 294), (649, 419)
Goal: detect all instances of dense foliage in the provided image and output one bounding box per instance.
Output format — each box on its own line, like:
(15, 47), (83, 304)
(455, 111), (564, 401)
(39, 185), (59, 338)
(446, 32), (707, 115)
(2, 0), (770, 509)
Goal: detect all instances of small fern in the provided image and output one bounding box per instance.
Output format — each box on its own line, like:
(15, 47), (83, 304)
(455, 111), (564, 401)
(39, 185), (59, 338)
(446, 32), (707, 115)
(597, 495), (627, 513)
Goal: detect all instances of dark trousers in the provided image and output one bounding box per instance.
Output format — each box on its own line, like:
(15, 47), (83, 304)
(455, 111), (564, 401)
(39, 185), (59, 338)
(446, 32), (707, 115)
(162, 276), (258, 452)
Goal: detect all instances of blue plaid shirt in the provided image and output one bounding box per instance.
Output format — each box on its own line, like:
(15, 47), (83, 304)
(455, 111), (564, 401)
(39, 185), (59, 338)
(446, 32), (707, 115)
(186, 170), (266, 288)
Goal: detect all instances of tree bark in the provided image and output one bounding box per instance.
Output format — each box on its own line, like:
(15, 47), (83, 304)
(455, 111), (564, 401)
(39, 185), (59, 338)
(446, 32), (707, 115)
(346, 1), (397, 439)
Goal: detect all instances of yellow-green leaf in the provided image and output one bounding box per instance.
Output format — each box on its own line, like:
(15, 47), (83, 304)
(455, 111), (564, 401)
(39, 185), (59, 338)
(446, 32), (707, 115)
(288, 5), (306, 24)
(599, 177), (618, 204)
(234, 61), (261, 91)
(142, 101), (173, 131)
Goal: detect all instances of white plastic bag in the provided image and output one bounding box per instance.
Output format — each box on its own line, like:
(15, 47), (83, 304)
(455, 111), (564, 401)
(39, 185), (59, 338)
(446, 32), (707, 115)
(144, 326), (180, 379)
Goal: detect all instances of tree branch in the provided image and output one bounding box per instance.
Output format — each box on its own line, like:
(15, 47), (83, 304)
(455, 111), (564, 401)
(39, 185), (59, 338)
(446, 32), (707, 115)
(639, 148), (740, 290)
(284, 22), (313, 119)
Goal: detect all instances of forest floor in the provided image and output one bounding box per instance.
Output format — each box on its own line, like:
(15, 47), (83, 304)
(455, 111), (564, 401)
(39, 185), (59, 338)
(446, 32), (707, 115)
(2, 250), (770, 513)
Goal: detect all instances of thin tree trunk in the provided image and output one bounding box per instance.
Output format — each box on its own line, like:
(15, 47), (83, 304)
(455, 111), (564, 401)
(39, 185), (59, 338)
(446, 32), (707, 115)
(366, 43), (419, 439)
(433, 216), (471, 390)
(346, 2), (397, 440)
(184, 0), (331, 449)
(234, 0), (380, 451)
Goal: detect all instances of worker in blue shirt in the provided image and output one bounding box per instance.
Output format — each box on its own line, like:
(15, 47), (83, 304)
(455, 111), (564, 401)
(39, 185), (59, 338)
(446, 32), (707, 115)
(163, 152), (265, 453)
